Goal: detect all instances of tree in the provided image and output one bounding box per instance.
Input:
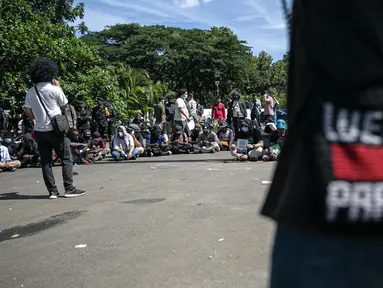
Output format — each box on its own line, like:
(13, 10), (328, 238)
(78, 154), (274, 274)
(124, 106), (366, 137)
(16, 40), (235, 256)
(0, 0), (98, 111)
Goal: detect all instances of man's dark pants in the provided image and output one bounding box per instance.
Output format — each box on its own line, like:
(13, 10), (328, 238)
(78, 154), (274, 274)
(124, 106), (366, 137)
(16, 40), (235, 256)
(35, 131), (75, 196)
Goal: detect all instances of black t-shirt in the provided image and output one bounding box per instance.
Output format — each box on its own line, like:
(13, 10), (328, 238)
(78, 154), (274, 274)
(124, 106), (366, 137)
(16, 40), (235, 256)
(261, 0), (383, 235)
(236, 128), (262, 145)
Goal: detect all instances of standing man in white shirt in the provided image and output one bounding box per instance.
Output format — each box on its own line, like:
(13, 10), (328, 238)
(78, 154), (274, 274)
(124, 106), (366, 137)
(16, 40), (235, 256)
(174, 89), (190, 135)
(24, 59), (86, 199)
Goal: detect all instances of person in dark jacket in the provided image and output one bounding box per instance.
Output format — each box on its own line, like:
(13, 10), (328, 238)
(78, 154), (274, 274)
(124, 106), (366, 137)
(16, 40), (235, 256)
(92, 97), (108, 139)
(17, 133), (40, 167)
(261, 1), (383, 287)
(104, 101), (115, 141)
(76, 100), (91, 137)
(229, 91), (247, 139)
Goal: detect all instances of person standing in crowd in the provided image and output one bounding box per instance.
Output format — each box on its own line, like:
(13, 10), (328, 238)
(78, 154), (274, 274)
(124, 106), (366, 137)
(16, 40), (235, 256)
(250, 94), (262, 124)
(22, 110), (34, 135)
(153, 96), (165, 128)
(76, 100), (90, 137)
(0, 136), (21, 172)
(92, 97), (108, 139)
(230, 90), (247, 139)
(187, 93), (197, 119)
(0, 107), (9, 133)
(24, 59), (85, 199)
(62, 103), (77, 130)
(174, 89), (190, 135)
(196, 99), (205, 123)
(104, 101), (115, 141)
(165, 96), (176, 135)
(17, 133), (40, 167)
(263, 90), (276, 124)
(211, 96), (226, 122)
(260, 1), (383, 287)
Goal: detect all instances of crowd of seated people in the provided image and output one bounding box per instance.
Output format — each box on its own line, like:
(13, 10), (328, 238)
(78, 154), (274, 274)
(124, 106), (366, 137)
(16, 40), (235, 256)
(0, 89), (287, 173)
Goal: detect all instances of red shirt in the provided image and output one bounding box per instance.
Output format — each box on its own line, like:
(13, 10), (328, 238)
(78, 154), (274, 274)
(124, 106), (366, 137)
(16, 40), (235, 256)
(212, 103), (226, 119)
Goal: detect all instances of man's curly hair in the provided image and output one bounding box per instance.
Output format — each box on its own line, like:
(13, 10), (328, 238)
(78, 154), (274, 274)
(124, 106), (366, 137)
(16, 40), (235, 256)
(29, 59), (59, 83)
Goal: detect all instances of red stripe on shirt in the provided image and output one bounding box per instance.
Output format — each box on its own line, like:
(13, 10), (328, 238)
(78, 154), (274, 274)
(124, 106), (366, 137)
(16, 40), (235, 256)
(331, 143), (383, 181)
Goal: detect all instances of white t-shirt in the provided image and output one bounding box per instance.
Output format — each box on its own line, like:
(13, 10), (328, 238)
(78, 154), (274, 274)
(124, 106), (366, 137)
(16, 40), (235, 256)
(174, 98), (189, 121)
(24, 83), (68, 132)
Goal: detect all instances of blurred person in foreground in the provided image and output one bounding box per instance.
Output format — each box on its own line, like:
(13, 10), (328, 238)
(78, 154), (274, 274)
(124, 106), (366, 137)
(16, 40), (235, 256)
(261, 1), (383, 287)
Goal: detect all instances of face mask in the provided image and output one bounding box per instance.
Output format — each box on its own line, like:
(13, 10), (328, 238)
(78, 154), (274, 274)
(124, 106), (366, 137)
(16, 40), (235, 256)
(184, 94), (188, 100)
(98, 101), (103, 106)
(118, 132), (124, 138)
(221, 128), (227, 133)
(203, 129), (210, 135)
(4, 138), (12, 144)
(241, 127), (249, 133)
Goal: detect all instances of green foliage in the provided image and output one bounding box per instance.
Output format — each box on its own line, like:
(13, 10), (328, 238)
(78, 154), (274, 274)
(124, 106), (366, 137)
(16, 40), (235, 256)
(1, 1), (288, 119)
(82, 23), (289, 108)
(0, 0), (98, 111)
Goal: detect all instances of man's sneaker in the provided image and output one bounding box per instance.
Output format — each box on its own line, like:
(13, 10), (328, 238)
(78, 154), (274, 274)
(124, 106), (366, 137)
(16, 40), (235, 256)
(0, 169), (3, 173)
(64, 189), (86, 198)
(9, 167), (17, 172)
(73, 172), (79, 176)
(49, 195), (58, 199)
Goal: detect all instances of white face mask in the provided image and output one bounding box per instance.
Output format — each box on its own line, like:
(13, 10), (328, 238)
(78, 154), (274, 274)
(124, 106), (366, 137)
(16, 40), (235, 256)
(241, 127), (249, 133)
(4, 138), (12, 144)
(118, 132), (124, 138)
(184, 93), (188, 100)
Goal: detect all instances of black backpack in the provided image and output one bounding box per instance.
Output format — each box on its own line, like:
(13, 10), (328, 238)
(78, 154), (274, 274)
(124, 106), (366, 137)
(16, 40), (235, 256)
(165, 103), (175, 121)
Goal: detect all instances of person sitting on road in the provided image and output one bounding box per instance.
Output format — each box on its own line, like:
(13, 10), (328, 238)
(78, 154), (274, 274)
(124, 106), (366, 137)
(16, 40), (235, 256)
(146, 125), (172, 156)
(112, 125), (140, 160)
(190, 123), (201, 144)
(126, 126), (145, 156)
(230, 119), (264, 161)
(88, 131), (110, 162)
(196, 123), (220, 153)
(17, 133), (40, 168)
(2, 131), (19, 160)
(0, 136), (21, 172)
(170, 125), (193, 154)
(68, 129), (92, 165)
(263, 119), (287, 162)
(217, 120), (234, 151)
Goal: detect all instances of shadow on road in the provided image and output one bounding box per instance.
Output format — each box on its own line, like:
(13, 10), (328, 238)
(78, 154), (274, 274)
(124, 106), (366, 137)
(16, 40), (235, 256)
(93, 158), (236, 164)
(0, 192), (48, 200)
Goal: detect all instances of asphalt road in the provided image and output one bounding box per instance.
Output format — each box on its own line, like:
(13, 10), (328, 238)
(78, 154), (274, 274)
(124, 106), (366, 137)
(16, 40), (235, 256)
(0, 153), (276, 288)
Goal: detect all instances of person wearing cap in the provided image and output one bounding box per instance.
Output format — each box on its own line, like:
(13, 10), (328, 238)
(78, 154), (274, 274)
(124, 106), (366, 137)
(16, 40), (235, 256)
(17, 133), (40, 168)
(92, 97), (108, 139)
(76, 100), (90, 137)
(146, 125), (172, 156)
(196, 123), (220, 153)
(0, 135), (21, 172)
(217, 120), (234, 151)
(170, 124), (193, 154)
(264, 119), (287, 161)
(230, 119), (263, 161)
